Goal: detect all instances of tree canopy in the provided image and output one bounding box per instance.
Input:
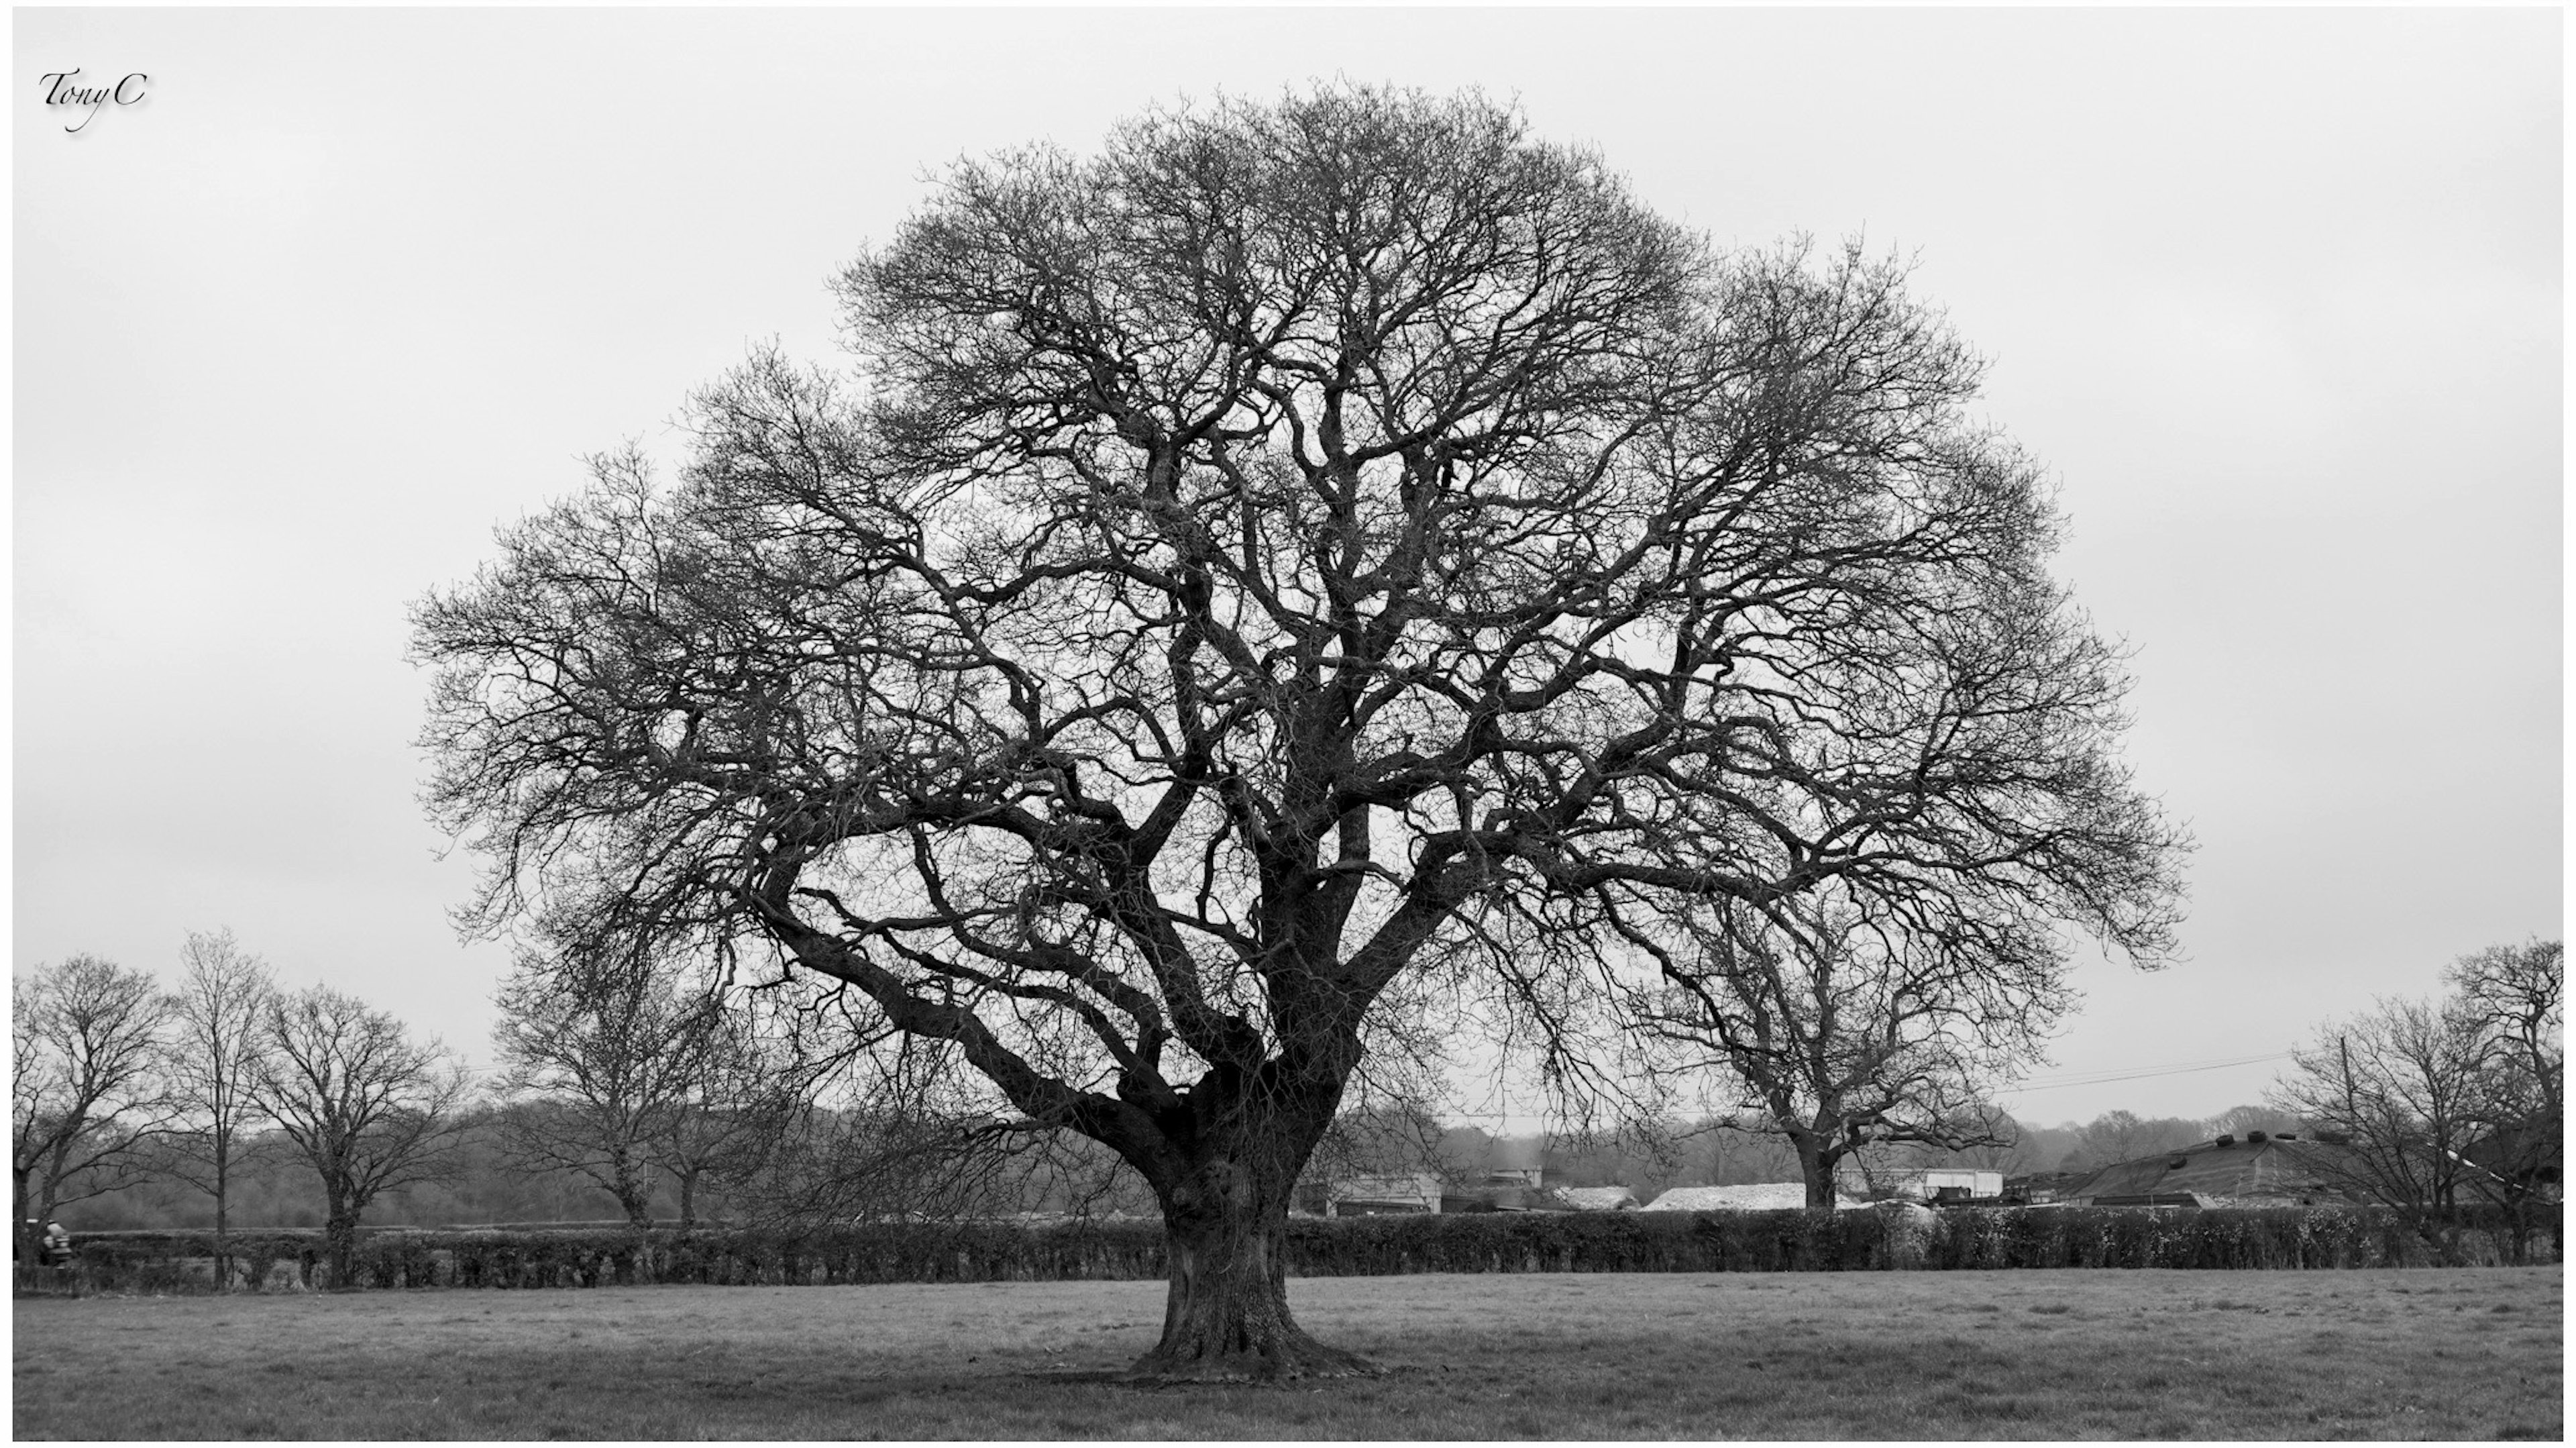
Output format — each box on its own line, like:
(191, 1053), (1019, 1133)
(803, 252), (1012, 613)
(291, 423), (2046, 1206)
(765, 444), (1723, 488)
(417, 84), (2184, 1378)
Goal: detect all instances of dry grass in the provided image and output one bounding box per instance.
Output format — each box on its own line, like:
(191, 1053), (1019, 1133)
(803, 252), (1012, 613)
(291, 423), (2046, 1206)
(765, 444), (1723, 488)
(13, 1267), (2561, 1439)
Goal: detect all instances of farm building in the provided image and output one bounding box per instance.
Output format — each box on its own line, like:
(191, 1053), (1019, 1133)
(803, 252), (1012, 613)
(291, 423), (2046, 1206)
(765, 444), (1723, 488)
(2065, 1132), (2363, 1206)
(1318, 1172), (1444, 1216)
(1482, 1136), (1546, 1188)
(1439, 1182), (1550, 1213)
(1436, 1137), (1558, 1212)
(1644, 1184), (1877, 1211)
(1551, 1186), (1640, 1212)
(2000, 1170), (2089, 1204)
(1884, 1168), (2004, 1202)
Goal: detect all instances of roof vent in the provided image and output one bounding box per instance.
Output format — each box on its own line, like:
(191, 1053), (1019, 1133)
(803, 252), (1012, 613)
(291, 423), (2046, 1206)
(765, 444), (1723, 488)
(2247, 1131), (2269, 1144)
(2214, 1134), (2235, 1147)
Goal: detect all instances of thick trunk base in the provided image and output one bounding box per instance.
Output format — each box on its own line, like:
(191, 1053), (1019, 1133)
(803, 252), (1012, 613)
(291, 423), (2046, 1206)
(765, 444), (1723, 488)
(1126, 1320), (1375, 1384)
(1128, 1204), (1375, 1383)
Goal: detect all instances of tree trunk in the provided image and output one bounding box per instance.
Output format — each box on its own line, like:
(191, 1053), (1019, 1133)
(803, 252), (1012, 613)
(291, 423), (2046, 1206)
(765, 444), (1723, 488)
(614, 1164), (654, 1231)
(213, 1143), (232, 1291)
(1790, 1131), (1838, 1210)
(323, 1204), (360, 1290)
(1128, 1155), (1369, 1382)
(13, 1170), (31, 1262)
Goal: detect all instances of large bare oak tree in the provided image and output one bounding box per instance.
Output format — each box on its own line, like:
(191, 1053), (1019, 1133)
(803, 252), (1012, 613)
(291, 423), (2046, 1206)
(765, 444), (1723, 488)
(417, 86), (2182, 1379)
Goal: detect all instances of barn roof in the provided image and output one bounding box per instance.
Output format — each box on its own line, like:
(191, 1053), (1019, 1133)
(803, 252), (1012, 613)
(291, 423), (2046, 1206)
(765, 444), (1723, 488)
(2067, 1135), (2363, 1204)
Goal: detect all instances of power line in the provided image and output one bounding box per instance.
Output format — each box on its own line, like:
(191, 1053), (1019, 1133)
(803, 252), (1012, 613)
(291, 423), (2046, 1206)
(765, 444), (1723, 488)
(2003, 1050), (2294, 1093)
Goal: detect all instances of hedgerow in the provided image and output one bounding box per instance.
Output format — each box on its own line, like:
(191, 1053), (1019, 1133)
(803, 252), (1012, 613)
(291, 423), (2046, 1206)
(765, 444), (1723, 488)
(38, 1202), (2555, 1294)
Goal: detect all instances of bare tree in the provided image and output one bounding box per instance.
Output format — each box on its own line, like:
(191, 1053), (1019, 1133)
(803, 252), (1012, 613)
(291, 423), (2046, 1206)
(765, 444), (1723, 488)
(416, 85), (2183, 1378)
(2273, 994), (2491, 1213)
(490, 935), (745, 1229)
(250, 985), (470, 1286)
(160, 929), (277, 1286)
(647, 999), (810, 1228)
(2447, 938), (2562, 1214)
(1628, 888), (2050, 1207)
(11, 955), (174, 1256)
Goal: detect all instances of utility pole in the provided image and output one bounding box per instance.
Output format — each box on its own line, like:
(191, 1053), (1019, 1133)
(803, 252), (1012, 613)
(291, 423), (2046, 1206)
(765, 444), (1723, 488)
(2339, 1035), (2355, 1112)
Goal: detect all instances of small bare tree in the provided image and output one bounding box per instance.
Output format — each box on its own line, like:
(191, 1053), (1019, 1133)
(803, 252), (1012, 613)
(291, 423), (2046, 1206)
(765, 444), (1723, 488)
(1628, 890), (2043, 1207)
(490, 937), (734, 1229)
(250, 985), (470, 1286)
(646, 998), (815, 1228)
(11, 954), (174, 1257)
(161, 929), (276, 1286)
(2273, 994), (2491, 1213)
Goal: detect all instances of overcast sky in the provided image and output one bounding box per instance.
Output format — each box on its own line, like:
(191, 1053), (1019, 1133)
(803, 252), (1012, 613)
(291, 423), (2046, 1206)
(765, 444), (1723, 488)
(15, 7), (2561, 1130)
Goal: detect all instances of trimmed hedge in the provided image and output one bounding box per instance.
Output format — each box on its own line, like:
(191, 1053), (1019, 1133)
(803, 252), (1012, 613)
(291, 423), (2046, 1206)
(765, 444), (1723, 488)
(44, 1202), (2557, 1295)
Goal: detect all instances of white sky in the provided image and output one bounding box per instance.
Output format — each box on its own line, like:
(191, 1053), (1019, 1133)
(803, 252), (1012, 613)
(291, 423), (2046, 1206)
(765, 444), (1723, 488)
(15, 8), (2561, 1129)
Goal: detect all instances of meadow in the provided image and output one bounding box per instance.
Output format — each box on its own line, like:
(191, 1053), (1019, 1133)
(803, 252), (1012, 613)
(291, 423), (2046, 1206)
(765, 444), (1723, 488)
(14, 1267), (2559, 1440)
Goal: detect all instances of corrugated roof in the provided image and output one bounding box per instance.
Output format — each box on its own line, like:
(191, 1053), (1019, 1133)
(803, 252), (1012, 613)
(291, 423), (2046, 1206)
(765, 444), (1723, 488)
(2068, 1136), (2362, 1204)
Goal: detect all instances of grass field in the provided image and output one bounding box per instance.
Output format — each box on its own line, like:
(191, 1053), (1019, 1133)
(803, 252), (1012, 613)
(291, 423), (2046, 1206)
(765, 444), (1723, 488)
(13, 1268), (2561, 1439)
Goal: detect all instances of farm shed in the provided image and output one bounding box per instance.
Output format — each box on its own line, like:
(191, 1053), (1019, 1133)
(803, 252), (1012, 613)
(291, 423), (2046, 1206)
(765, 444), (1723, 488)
(1550, 1186), (1640, 1212)
(1481, 1136), (1546, 1189)
(1886, 1168), (2004, 1202)
(1438, 1139), (1561, 1212)
(2000, 1170), (2088, 1204)
(1321, 1173), (1444, 1217)
(1438, 1184), (1533, 1213)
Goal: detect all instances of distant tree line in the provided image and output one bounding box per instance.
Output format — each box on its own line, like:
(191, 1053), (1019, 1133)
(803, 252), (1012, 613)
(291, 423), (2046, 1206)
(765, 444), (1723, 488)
(19, 929), (2556, 1284)
(12, 929), (1174, 1288)
(13, 933), (474, 1286)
